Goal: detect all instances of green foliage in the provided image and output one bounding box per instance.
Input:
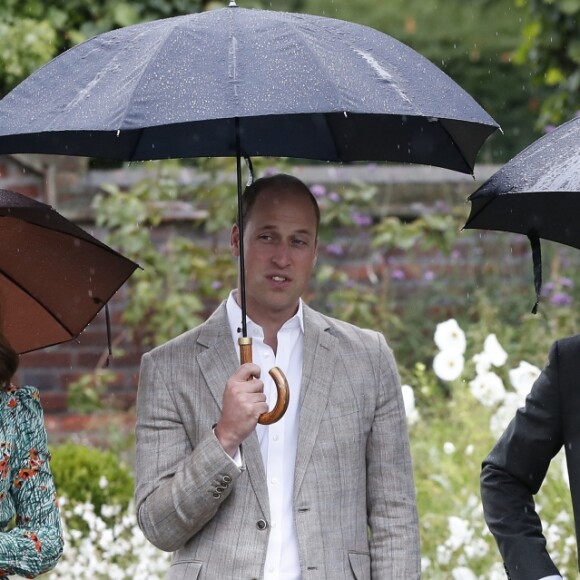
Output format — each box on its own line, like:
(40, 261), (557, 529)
(0, 19), (57, 93)
(514, 0), (580, 127)
(50, 442), (134, 525)
(67, 369), (117, 413)
(93, 159), (240, 347)
(0, 0), (209, 96)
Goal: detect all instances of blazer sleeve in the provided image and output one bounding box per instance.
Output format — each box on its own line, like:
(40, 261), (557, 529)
(367, 331), (421, 578)
(0, 386), (63, 578)
(480, 340), (566, 580)
(134, 350), (244, 552)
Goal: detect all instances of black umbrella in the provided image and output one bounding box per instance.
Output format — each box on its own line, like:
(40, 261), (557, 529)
(0, 188), (139, 354)
(0, 4), (499, 420)
(464, 115), (580, 312)
(0, 6), (498, 171)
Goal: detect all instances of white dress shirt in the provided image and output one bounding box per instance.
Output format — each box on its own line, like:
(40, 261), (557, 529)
(226, 292), (304, 580)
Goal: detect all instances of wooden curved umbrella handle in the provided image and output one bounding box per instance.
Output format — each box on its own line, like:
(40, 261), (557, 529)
(239, 337), (290, 425)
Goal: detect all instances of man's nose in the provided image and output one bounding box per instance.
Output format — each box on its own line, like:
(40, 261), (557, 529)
(271, 243), (290, 266)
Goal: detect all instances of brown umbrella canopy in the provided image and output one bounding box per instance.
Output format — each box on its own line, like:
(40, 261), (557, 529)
(0, 189), (139, 354)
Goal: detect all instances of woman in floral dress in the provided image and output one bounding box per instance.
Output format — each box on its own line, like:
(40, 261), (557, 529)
(0, 331), (63, 578)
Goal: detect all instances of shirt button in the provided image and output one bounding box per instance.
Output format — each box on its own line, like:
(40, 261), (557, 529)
(270, 477), (278, 485)
(256, 519), (268, 530)
(272, 434), (279, 442)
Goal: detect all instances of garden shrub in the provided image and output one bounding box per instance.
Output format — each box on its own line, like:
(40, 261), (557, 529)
(50, 441), (134, 518)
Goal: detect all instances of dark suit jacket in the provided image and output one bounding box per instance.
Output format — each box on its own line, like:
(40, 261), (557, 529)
(134, 301), (420, 579)
(481, 334), (580, 580)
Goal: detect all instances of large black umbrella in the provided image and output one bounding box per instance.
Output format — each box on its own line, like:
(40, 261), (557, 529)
(464, 115), (580, 311)
(0, 5), (498, 171)
(0, 4), (499, 420)
(0, 188), (139, 354)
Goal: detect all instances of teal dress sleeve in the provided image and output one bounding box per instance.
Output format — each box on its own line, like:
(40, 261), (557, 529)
(0, 385), (64, 578)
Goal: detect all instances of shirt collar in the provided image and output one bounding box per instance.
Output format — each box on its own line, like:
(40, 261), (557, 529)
(226, 290), (305, 341)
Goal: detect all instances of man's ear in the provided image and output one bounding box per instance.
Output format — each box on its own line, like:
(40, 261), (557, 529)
(231, 224), (241, 257)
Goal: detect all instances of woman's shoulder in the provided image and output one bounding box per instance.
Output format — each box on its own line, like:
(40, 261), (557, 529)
(0, 384), (42, 414)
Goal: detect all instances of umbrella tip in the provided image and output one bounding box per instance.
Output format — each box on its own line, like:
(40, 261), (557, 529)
(228, 0), (238, 6)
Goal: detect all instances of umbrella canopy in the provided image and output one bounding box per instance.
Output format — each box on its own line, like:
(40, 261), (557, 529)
(0, 188), (139, 354)
(464, 115), (580, 311)
(0, 5), (499, 174)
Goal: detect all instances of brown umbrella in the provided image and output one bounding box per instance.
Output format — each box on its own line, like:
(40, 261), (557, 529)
(0, 188), (139, 354)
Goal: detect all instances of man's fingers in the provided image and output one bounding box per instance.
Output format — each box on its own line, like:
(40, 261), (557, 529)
(235, 362), (261, 381)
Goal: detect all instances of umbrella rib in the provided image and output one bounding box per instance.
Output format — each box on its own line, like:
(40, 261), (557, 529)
(108, 24), (181, 139)
(288, 16), (424, 118)
(462, 195), (497, 230)
(438, 119), (476, 175)
(16, 216), (140, 263)
(0, 269), (77, 337)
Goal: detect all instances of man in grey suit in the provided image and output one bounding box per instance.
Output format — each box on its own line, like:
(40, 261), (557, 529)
(134, 174), (420, 579)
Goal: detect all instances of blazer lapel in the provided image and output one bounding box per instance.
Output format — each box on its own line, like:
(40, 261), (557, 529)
(196, 303), (270, 517)
(294, 306), (337, 496)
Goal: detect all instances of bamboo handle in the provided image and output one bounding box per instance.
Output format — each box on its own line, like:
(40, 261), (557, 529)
(239, 337), (290, 425)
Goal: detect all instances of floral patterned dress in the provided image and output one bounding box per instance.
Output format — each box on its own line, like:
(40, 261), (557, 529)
(0, 385), (63, 578)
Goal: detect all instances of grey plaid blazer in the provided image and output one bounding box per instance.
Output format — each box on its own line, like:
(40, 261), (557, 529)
(135, 302), (420, 579)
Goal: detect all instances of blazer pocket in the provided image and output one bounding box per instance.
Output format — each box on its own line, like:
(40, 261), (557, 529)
(166, 560), (202, 580)
(348, 551), (371, 580)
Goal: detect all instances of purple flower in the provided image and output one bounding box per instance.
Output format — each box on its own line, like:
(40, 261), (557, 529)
(542, 281), (555, 296)
(559, 276), (574, 288)
(211, 280), (223, 290)
(424, 270), (435, 281)
(391, 268), (406, 280)
(434, 201), (451, 212)
(550, 292), (573, 307)
(351, 212), (372, 226)
(310, 184), (327, 198)
(328, 191), (341, 202)
(326, 243), (344, 256)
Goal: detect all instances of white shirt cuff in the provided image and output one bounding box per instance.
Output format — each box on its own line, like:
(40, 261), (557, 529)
(212, 426), (244, 469)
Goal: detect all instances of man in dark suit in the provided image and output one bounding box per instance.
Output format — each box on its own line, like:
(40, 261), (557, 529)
(481, 335), (580, 580)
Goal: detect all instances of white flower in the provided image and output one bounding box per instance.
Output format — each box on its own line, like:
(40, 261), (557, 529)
(509, 361), (541, 397)
(489, 392), (523, 438)
(434, 319), (466, 353)
(452, 567), (478, 580)
(469, 372), (506, 407)
(472, 351), (492, 375)
(401, 384), (420, 425)
(465, 444), (474, 456)
(433, 350), (465, 381)
(99, 475), (109, 489)
(483, 334), (508, 367)
(443, 442), (456, 455)
(447, 516), (473, 550)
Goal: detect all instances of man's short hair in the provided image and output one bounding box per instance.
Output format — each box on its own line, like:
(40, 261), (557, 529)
(239, 174), (320, 232)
